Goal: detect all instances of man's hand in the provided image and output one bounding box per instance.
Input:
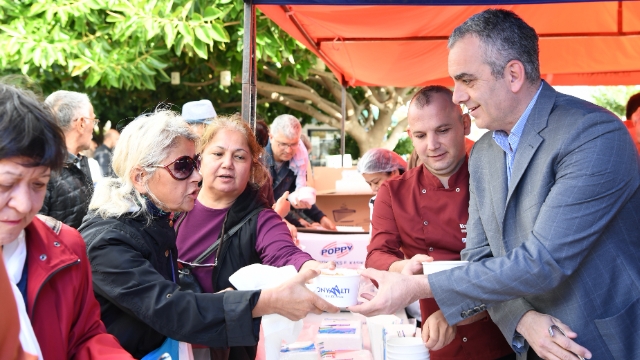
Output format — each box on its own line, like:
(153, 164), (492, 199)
(516, 311), (592, 360)
(273, 191), (291, 218)
(253, 269), (340, 321)
(401, 254), (434, 275)
(319, 216), (336, 230)
(348, 268), (432, 317)
(422, 310), (456, 351)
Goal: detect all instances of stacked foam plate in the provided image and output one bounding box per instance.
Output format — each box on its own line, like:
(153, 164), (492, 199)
(385, 337), (429, 360)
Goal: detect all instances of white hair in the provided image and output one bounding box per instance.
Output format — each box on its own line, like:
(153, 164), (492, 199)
(89, 110), (197, 220)
(44, 90), (92, 131)
(270, 114), (302, 139)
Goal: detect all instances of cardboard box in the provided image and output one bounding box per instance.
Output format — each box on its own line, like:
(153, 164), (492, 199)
(298, 232), (370, 268)
(315, 191), (373, 231)
(312, 166), (357, 192)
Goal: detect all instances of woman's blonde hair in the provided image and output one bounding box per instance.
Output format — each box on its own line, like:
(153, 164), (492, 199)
(89, 110), (197, 219)
(198, 113), (269, 187)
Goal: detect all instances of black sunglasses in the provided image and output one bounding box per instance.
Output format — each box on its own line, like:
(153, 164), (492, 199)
(150, 154), (201, 180)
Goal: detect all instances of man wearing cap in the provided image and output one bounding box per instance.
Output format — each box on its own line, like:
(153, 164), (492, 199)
(625, 92), (640, 153)
(182, 99), (217, 136)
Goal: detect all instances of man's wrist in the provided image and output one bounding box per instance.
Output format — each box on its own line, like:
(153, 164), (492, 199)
(416, 274), (433, 299)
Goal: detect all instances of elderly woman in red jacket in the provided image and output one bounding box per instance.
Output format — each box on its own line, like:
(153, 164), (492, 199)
(0, 84), (133, 359)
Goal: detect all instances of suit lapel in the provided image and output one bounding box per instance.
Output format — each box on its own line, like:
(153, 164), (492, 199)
(486, 142), (508, 231)
(506, 82), (555, 205)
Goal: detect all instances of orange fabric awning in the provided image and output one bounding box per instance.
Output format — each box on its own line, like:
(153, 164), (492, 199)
(258, 1), (640, 86)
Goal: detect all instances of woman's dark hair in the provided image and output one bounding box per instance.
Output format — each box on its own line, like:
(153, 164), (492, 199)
(255, 119), (270, 148)
(0, 84), (66, 171)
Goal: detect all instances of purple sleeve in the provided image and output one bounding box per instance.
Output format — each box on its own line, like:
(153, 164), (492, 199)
(255, 209), (313, 270)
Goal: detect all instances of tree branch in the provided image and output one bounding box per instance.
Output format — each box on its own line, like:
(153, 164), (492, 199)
(362, 86), (384, 109)
(381, 117), (409, 150)
(257, 80), (342, 119)
(263, 67), (317, 94)
(219, 98), (276, 108)
(183, 79), (217, 87)
(257, 89), (341, 128)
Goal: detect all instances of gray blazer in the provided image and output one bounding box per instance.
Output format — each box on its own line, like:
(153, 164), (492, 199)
(429, 82), (640, 360)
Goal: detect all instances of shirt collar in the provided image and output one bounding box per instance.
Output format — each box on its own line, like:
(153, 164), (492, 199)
(420, 155), (469, 189)
(493, 83), (543, 153)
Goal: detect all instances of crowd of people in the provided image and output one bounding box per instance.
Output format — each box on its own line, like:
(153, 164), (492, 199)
(1, 8), (638, 360)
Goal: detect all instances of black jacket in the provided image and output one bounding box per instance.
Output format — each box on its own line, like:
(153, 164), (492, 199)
(79, 209), (261, 359)
(93, 144), (114, 177)
(40, 153), (93, 228)
(178, 184), (269, 360)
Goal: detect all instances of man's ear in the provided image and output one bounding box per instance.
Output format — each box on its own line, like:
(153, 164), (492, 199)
(505, 60), (526, 94)
(130, 166), (148, 194)
(462, 113), (472, 136)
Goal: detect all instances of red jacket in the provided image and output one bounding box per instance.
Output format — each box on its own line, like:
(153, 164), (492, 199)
(25, 216), (134, 360)
(367, 160), (513, 360)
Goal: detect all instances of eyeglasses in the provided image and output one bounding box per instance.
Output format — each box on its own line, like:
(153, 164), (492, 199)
(276, 140), (299, 150)
(77, 116), (99, 127)
(149, 154), (201, 180)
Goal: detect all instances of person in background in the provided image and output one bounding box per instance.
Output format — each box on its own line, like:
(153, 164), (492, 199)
(351, 9), (638, 360)
(40, 90), (95, 228)
(79, 110), (338, 359)
(94, 129), (120, 177)
(365, 86), (513, 360)
(82, 139), (104, 186)
(266, 114), (336, 230)
(0, 84), (133, 359)
(182, 99), (217, 137)
(625, 92), (640, 152)
(357, 148), (407, 220)
(175, 113), (334, 359)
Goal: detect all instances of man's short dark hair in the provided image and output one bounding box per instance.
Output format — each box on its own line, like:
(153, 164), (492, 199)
(626, 92), (640, 120)
(0, 84), (66, 171)
(410, 85), (454, 110)
(449, 9), (540, 84)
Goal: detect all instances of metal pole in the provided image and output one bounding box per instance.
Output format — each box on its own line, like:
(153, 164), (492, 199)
(241, 1), (257, 132)
(341, 84), (346, 167)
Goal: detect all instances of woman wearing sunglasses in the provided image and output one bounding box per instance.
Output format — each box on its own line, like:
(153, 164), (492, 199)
(175, 113), (333, 359)
(78, 110), (338, 359)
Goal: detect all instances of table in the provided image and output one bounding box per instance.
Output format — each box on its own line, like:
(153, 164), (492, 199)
(255, 310), (409, 360)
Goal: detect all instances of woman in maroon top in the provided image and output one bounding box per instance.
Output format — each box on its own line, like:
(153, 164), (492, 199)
(366, 86), (513, 360)
(176, 114), (332, 359)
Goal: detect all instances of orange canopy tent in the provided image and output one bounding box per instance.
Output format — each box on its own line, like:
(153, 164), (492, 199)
(256, 1), (640, 87)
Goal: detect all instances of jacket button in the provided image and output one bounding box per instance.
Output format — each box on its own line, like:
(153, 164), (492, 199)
(421, 189), (426, 193)
(461, 311), (466, 318)
(456, 188), (460, 192)
(166, 294), (172, 298)
(429, 247), (434, 252)
(39, 254), (47, 261)
(53, 241), (60, 247)
(462, 337), (468, 342)
(165, 250), (169, 257)
(423, 221), (428, 226)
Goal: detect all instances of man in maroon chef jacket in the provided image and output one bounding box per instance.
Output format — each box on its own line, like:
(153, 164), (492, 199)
(366, 85), (514, 360)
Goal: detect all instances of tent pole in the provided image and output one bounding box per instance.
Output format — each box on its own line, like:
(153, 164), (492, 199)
(341, 84), (346, 167)
(241, 0), (257, 132)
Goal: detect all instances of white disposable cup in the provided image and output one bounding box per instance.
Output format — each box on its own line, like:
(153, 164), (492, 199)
(422, 260), (469, 275)
(366, 315), (402, 360)
(386, 337), (429, 359)
(312, 269), (360, 307)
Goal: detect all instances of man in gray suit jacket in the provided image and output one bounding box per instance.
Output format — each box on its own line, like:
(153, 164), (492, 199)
(350, 9), (639, 360)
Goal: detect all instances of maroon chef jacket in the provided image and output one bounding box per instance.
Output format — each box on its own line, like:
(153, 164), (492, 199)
(366, 158), (513, 360)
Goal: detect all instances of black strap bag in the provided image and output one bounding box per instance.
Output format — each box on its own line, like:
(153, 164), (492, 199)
(175, 208), (263, 293)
